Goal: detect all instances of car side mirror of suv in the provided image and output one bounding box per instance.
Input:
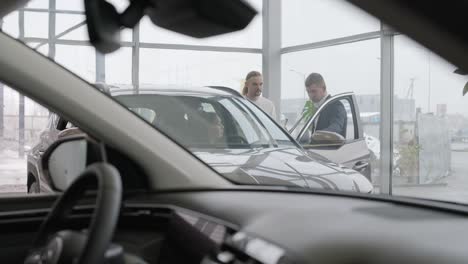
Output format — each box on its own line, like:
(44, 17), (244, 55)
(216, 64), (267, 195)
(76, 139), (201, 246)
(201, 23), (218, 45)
(309, 130), (346, 146)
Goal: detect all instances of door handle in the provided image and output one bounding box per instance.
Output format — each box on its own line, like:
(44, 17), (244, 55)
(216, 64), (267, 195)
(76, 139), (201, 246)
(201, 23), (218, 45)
(353, 161), (369, 171)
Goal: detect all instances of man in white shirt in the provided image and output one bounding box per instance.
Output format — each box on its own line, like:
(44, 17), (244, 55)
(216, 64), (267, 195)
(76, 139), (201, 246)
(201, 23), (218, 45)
(242, 71), (277, 120)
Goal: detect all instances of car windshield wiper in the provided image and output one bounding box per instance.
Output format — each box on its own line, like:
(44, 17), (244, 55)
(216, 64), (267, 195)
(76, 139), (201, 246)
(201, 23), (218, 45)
(249, 140), (277, 149)
(250, 143), (274, 149)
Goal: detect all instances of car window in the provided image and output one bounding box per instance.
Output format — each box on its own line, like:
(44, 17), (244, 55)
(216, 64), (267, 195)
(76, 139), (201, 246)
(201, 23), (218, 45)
(240, 98), (295, 146)
(46, 113), (54, 129)
(217, 98), (264, 145)
(1, 0), (468, 204)
(65, 122), (75, 129)
(0, 84), (50, 194)
(51, 114), (60, 129)
(341, 99), (356, 140)
(129, 107), (157, 123)
(296, 97), (357, 143)
(115, 94), (287, 149)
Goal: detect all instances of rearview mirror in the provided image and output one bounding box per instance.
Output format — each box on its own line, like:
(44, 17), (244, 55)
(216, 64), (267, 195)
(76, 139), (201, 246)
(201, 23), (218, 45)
(85, 0), (258, 54)
(310, 130), (346, 146)
(146, 0), (257, 38)
(42, 137), (102, 191)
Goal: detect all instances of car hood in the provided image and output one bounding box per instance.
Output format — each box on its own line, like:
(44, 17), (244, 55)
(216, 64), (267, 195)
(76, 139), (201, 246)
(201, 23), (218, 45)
(192, 147), (373, 193)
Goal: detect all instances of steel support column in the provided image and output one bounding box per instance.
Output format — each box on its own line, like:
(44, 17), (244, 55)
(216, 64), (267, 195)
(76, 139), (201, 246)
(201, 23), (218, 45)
(18, 95), (25, 157)
(96, 52), (106, 83)
(379, 24), (395, 194)
(132, 24), (140, 93)
(0, 20), (3, 138)
(19, 8), (25, 157)
(48, 0), (56, 59)
(262, 0), (281, 120)
(0, 82), (3, 139)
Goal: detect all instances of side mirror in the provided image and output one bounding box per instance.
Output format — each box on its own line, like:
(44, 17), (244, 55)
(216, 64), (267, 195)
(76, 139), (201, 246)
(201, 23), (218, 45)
(310, 130), (346, 146)
(42, 137), (102, 191)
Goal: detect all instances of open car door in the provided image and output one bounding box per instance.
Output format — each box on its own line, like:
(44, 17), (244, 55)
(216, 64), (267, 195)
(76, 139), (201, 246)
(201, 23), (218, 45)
(290, 92), (371, 179)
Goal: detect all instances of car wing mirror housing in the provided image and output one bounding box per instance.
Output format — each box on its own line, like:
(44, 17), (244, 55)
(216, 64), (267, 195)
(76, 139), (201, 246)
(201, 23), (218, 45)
(41, 136), (103, 191)
(85, 0), (257, 54)
(309, 130), (346, 146)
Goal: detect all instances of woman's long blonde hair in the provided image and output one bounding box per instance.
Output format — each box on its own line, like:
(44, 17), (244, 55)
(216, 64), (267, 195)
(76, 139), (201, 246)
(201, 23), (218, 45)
(242, 71), (262, 96)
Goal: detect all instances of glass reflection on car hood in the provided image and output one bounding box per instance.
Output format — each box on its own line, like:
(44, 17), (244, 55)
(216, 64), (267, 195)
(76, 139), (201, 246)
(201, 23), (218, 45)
(192, 147), (371, 192)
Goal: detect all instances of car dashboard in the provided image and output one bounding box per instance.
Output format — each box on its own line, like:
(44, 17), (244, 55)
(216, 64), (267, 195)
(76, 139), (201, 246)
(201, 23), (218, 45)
(118, 189), (468, 264)
(2, 189), (468, 264)
(115, 203), (292, 264)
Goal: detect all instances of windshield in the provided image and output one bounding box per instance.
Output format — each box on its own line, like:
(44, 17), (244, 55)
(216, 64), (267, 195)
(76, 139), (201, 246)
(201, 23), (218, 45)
(1, 0), (468, 203)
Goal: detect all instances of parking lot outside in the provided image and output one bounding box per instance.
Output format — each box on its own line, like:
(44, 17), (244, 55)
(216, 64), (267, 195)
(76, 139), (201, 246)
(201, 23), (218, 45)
(0, 148), (26, 193)
(393, 143), (468, 203)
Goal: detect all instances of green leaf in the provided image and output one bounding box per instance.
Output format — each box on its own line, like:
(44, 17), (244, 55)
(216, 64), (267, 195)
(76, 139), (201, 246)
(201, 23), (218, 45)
(464, 82), (468, 96)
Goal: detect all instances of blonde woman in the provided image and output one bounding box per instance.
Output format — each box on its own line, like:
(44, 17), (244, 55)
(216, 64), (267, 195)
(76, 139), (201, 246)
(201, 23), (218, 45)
(242, 71), (276, 120)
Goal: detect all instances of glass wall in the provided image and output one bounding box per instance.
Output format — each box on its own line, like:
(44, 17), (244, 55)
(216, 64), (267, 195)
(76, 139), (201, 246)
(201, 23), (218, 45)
(1, 0), (468, 202)
(281, 0), (383, 188)
(2, 0), (262, 86)
(392, 36), (468, 203)
(139, 49), (261, 89)
(106, 47), (133, 85)
(281, 0), (379, 47)
(0, 0), (262, 194)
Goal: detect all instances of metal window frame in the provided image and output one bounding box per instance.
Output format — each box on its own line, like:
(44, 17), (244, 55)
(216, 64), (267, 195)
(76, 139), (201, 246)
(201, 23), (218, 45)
(24, 37), (263, 53)
(0, 20), (3, 137)
(281, 31), (382, 54)
(262, 0), (281, 119)
(21, 7), (85, 15)
(132, 23), (140, 92)
(379, 23), (395, 194)
(96, 51), (105, 82)
(18, 6), (25, 157)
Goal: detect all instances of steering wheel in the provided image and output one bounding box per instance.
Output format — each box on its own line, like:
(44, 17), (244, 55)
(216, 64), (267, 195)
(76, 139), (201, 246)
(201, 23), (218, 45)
(24, 163), (122, 264)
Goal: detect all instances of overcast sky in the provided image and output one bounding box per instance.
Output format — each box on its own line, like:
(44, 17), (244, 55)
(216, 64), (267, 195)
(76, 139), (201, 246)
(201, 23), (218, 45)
(1, 0), (467, 117)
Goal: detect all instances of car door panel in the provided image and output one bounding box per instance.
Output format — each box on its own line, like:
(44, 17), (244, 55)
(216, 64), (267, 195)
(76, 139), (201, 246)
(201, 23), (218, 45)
(305, 138), (370, 172)
(292, 93), (372, 179)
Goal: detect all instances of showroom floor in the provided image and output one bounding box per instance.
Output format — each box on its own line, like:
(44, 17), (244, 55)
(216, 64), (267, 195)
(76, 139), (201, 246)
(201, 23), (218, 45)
(393, 143), (468, 204)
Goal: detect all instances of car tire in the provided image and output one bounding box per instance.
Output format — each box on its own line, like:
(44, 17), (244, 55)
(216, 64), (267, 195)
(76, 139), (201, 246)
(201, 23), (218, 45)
(28, 181), (39, 193)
